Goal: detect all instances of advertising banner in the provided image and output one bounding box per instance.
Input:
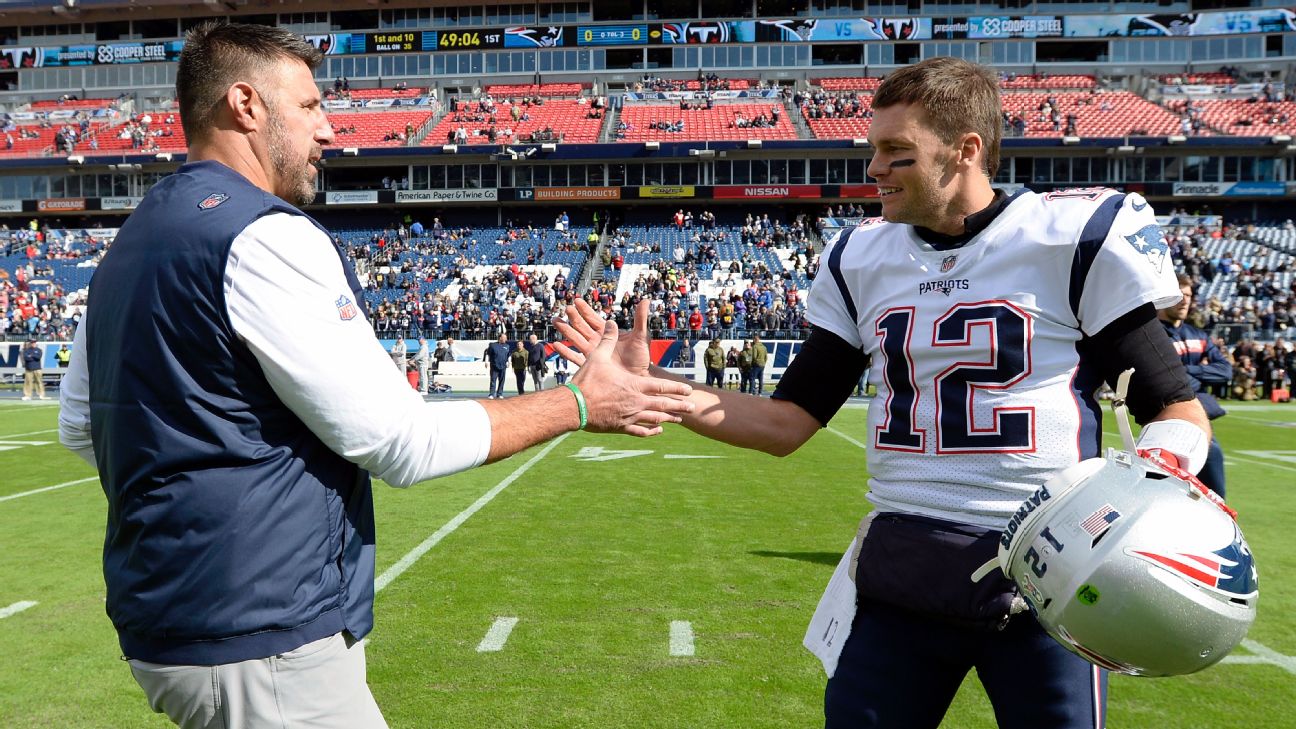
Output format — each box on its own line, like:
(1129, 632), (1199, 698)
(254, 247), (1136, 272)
(396, 188), (499, 203)
(713, 185), (821, 199)
(100, 196), (142, 210)
(836, 184), (880, 198)
(638, 185), (696, 199)
(326, 190), (380, 205)
(37, 198), (86, 212)
(1172, 181), (1286, 196)
(0, 200), (23, 213)
(534, 186), (620, 201)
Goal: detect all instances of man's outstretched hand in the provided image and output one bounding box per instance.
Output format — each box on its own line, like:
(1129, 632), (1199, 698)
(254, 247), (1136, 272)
(553, 298), (652, 377)
(570, 312), (692, 437)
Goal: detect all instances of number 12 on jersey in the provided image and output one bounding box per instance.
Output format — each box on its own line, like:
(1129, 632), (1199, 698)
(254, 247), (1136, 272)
(874, 301), (1035, 454)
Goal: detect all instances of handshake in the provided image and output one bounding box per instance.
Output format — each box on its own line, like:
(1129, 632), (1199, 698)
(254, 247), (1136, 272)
(549, 299), (693, 438)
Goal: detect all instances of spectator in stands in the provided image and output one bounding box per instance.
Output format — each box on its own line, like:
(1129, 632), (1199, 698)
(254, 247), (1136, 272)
(389, 334), (407, 369)
(59, 25), (695, 729)
(1158, 273), (1230, 498)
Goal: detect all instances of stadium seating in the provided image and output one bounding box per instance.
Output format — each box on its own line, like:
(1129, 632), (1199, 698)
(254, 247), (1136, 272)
(616, 103), (795, 142)
(813, 78), (882, 92)
(30, 98), (118, 110)
(426, 99), (602, 144)
(329, 110), (435, 147)
(1189, 100), (1296, 137)
(999, 74), (1096, 90)
(485, 83), (586, 97)
(1000, 91), (1183, 137)
(344, 87), (427, 100)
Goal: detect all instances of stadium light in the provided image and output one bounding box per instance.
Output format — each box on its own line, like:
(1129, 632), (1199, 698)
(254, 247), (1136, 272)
(644, 141), (660, 151)
(66, 154), (84, 165)
(1271, 134), (1292, 144)
(441, 144), (458, 154)
(746, 139), (762, 149)
(688, 148), (715, 158)
(342, 147), (359, 156)
(1116, 144), (1136, 154)
(155, 152), (172, 162)
(1167, 135), (1187, 145)
(852, 138), (870, 148)
(540, 142), (557, 152)
(1062, 135), (1080, 145)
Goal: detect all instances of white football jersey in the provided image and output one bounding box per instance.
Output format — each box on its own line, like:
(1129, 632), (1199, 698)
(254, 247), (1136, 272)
(808, 189), (1180, 528)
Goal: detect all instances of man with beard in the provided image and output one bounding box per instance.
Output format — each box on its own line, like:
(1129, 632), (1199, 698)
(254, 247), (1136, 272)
(58, 22), (693, 729)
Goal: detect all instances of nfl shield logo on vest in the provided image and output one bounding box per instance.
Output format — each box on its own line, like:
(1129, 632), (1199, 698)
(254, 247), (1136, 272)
(335, 294), (359, 321)
(197, 192), (229, 210)
(940, 255), (958, 273)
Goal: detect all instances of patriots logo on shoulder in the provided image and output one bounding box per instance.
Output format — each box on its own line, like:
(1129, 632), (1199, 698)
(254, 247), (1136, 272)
(335, 294), (359, 321)
(1124, 224), (1170, 273)
(198, 192), (229, 210)
(940, 255), (958, 273)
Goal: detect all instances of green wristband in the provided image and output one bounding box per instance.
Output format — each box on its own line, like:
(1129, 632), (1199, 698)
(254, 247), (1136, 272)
(564, 382), (588, 430)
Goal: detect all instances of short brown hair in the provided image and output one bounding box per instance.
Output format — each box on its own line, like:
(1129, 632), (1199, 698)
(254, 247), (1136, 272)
(873, 57), (1001, 178)
(1176, 273), (1193, 288)
(176, 22), (322, 142)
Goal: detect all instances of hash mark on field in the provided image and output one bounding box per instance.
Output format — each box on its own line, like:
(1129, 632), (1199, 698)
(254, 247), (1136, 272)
(0, 601), (37, 619)
(374, 433), (569, 594)
(0, 476), (98, 503)
(670, 620), (695, 657)
(476, 617), (519, 653)
(1223, 639), (1296, 675)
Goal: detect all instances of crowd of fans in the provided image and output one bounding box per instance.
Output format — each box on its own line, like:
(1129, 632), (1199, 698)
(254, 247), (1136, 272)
(3, 211), (1294, 401)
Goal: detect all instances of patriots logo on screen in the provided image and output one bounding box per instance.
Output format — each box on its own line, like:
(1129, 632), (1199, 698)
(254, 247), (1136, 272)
(197, 192), (229, 210)
(1124, 224), (1170, 273)
(868, 18), (919, 40)
(335, 294), (359, 321)
(1129, 533), (1257, 597)
(506, 26), (563, 47)
(940, 255), (957, 273)
(760, 18), (818, 41)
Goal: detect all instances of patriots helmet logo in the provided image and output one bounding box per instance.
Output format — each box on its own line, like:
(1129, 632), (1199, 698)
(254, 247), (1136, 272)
(1124, 224), (1170, 273)
(198, 192), (229, 210)
(1129, 527), (1257, 598)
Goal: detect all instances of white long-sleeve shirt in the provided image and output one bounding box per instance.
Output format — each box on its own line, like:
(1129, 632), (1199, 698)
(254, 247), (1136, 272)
(58, 212), (492, 487)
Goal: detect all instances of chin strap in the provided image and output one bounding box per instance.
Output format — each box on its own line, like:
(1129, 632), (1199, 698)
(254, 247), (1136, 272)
(1111, 368), (1139, 452)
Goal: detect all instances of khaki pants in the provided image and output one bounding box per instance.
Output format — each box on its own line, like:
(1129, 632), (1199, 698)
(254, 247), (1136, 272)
(22, 369), (44, 399)
(128, 632), (388, 729)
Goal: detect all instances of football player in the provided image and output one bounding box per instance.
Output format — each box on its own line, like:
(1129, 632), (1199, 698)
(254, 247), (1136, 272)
(557, 57), (1209, 729)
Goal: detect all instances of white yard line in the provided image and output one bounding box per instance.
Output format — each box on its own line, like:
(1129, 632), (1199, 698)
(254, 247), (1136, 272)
(669, 620), (695, 657)
(0, 428), (57, 439)
(374, 433), (569, 594)
(0, 601), (37, 619)
(827, 426), (868, 451)
(0, 476), (98, 503)
(1100, 431), (1296, 475)
(1228, 639), (1296, 675)
(476, 617), (520, 653)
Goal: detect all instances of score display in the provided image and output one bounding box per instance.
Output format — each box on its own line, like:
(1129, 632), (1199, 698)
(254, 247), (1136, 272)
(576, 24), (649, 46)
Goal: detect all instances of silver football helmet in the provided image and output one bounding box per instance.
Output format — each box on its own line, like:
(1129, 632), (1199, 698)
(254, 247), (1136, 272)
(998, 449), (1258, 677)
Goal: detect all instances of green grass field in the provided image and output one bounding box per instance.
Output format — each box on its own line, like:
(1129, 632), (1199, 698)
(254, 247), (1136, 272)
(1, 398), (1292, 728)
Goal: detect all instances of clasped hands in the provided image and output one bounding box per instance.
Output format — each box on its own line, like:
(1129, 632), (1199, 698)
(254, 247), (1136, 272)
(552, 299), (691, 437)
